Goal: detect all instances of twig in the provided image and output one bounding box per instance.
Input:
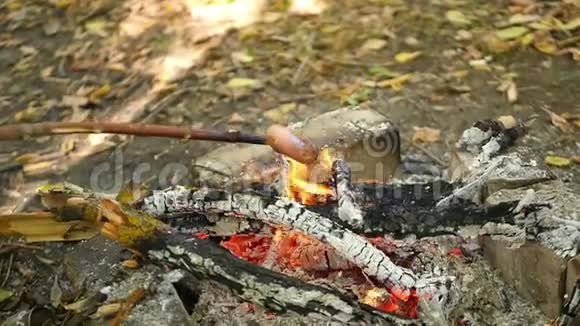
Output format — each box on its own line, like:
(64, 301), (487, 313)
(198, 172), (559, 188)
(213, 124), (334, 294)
(0, 121), (266, 145)
(1, 253), (14, 287)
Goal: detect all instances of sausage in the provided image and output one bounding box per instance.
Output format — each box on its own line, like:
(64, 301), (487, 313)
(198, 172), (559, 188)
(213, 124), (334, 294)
(265, 125), (319, 164)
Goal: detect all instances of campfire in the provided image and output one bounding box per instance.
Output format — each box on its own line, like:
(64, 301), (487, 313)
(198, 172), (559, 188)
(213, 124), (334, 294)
(221, 149), (423, 318)
(26, 112), (562, 324)
(284, 147), (335, 205)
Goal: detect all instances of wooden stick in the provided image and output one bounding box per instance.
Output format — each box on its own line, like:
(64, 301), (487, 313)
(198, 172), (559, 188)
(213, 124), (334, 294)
(0, 121), (266, 144)
(0, 122), (320, 164)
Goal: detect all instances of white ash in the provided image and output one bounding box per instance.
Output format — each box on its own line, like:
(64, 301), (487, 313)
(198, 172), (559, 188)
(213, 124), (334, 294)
(142, 187), (418, 289)
(537, 226), (580, 258)
(457, 127), (492, 154)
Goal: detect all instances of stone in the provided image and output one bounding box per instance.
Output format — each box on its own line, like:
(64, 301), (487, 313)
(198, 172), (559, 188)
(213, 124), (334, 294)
(481, 181), (580, 318)
(193, 106), (401, 188)
(481, 237), (566, 318)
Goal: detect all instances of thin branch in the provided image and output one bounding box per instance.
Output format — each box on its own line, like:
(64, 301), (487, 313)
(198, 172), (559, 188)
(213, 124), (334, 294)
(0, 121), (266, 144)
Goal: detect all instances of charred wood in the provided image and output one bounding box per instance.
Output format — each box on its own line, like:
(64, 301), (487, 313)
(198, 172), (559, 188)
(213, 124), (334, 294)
(140, 187), (418, 289)
(143, 180), (519, 239)
(332, 160), (364, 228)
(136, 232), (418, 325)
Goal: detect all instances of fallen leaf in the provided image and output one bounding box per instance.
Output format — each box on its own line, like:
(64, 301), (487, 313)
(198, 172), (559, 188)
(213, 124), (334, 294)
(546, 110), (574, 133)
(495, 26), (529, 40)
(446, 10), (471, 26)
(360, 38), (387, 52)
(368, 65), (400, 78)
(15, 103), (45, 123)
(91, 303), (122, 319)
(321, 24), (341, 34)
(497, 115), (518, 129)
(344, 88), (372, 105)
(62, 95), (89, 108)
(482, 34), (516, 53)
(377, 73), (413, 90)
(506, 81), (518, 103)
(0, 289), (13, 303)
(559, 48), (580, 62)
(520, 33), (535, 46)
(561, 17), (580, 31)
(19, 46), (38, 57)
(455, 30), (473, 41)
(228, 112), (246, 124)
(85, 18), (108, 37)
(412, 127), (441, 144)
(44, 19), (61, 36)
(533, 32), (558, 54)
(469, 59), (491, 70)
(572, 156), (580, 164)
(54, 0), (73, 9)
(89, 83), (111, 103)
(263, 102), (297, 123)
(508, 14), (540, 25)
(544, 155), (571, 167)
(510, 0), (535, 6)
(122, 259), (140, 269)
(50, 273), (62, 307)
(231, 51), (254, 63)
(226, 78), (263, 89)
(395, 51), (422, 63)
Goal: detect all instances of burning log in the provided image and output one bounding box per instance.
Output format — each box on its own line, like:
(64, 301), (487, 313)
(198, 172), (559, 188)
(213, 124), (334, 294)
(97, 200), (416, 325)
(332, 159), (364, 229)
(140, 187), (419, 290)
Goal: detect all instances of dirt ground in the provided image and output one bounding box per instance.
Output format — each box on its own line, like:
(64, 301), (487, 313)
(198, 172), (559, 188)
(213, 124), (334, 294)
(0, 0), (579, 325)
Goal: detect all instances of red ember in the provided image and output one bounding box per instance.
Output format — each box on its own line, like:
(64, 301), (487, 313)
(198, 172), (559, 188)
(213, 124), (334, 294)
(192, 232), (209, 240)
(221, 234), (272, 264)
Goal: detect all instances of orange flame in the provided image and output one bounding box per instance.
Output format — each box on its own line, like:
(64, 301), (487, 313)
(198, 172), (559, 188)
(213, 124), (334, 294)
(285, 148), (335, 205)
(362, 286), (419, 318)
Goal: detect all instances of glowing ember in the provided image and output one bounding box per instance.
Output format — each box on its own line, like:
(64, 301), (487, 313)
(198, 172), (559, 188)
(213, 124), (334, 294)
(361, 287), (419, 318)
(221, 234), (272, 264)
(285, 148), (335, 205)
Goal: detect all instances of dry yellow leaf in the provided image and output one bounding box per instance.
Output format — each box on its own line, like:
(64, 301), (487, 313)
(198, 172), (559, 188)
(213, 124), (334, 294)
(446, 10), (471, 26)
(561, 17), (580, 31)
(533, 32), (558, 54)
(263, 102), (298, 123)
(395, 51), (422, 64)
(122, 259), (140, 269)
(412, 127), (441, 144)
(89, 83), (111, 102)
(495, 26), (529, 40)
(506, 81), (518, 103)
(55, 0), (74, 9)
(226, 78), (263, 89)
(544, 155), (571, 167)
(497, 115), (518, 129)
(360, 39), (388, 52)
(520, 33), (535, 46)
(482, 34), (516, 54)
(377, 73), (413, 90)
